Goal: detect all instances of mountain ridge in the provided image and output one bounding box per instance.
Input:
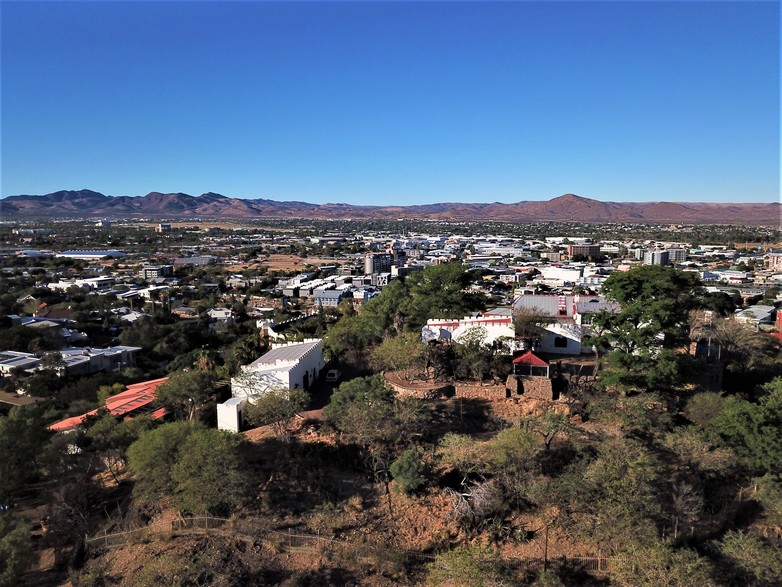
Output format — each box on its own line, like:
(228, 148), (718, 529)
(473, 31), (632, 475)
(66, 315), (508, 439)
(1, 189), (779, 225)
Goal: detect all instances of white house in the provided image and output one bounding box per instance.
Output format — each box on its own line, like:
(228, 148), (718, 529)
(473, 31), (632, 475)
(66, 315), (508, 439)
(230, 338), (325, 400)
(512, 294), (620, 355)
(422, 313), (515, 349)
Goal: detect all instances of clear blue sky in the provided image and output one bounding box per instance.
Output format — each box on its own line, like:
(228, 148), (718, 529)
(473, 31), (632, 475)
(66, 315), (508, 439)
(2, 1), (779, 204)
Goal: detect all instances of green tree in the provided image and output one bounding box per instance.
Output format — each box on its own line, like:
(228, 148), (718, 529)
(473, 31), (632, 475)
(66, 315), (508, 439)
(489, 426), (539, 474)
(684, 392), (727, 429)
(714, 530), (782, 587)
(610, 539), (716, 587)
(588, 266), (704, 393)
(539, 437), (661, 551)
(752, 474), (782, 530)
(426, 543), (508, 587)
(487, 426), (540, 511)
(0, 405), (51, 504)
(436, 433), (488, 483)
(20, 370), (61, 398)
(170, 428), (251, 515)
(453, 326), (492, 381)
(127, 421), (197, 508)
(522, 411), (574, 451)
(128, 422), (250, 515)
(156, 369), (218, 420)
(713, 377), (782, 474)
(361, 279), (407, 337)
(399, 263), (486, 331)
(370, 331), (426, 381)
(244, 388), (309, 440)
(323, 312), (376, 365)
(0, 513), (34, 587)
(390, 447), (426, 495)
(325, 376), (427, 503)
(97, 382), (125, 406)
(83, 411), (154, 484)
(323, 375), (395, 427)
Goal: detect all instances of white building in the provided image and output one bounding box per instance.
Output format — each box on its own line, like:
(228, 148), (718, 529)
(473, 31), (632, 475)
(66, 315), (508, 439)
(0, 345), (141, 377)
(55, 250), (126, 260)
(666, 248), (687, 264)
(734, 305), (776, 327)
(217, 397), (247, 433)
(537, 266), (583, 283)
(422, 313), (515, 349)
(535, 321), (588, 355)
(644, 250), (670, 266)
(765, 252), (782, 271)
(231, 338), (325, 400)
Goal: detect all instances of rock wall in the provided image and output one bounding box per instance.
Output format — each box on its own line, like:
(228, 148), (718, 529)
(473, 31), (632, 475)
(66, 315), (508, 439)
(517, 376), (555, 401)
(490, 396), (573, 424)
(385, 371), (558, 405)
(452, 382), (507, 400)
(384, 374), (453, 399)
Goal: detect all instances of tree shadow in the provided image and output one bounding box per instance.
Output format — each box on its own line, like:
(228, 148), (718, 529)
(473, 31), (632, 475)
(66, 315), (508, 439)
(247, 437), (380, 519)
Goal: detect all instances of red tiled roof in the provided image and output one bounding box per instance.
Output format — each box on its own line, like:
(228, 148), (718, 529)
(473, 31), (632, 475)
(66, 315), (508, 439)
(512, 351), (549, 367)
(49, 377), (169, 431)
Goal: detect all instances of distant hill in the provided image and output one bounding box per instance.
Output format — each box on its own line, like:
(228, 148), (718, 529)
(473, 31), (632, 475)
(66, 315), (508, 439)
(1, 189), (779, 225)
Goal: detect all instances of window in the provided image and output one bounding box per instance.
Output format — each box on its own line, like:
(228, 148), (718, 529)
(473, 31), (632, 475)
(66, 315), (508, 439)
(554, 337), (568, 348)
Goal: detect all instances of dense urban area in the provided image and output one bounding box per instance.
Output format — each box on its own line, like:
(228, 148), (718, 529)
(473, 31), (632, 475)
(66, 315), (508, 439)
(1, 216), (781, 587)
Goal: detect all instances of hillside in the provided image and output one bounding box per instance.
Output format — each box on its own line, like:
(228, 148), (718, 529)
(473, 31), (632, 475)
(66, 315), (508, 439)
(2, 189), (778, 225)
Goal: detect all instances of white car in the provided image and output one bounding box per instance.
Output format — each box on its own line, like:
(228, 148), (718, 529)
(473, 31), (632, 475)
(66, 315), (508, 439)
(325, 369), (341, 383)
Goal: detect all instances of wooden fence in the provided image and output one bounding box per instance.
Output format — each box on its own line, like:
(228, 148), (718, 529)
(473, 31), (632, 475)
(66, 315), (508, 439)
(85, 516), (614, 574)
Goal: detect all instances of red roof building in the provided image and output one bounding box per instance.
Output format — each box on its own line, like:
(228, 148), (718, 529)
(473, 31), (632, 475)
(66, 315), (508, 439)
(49, 377), (169, 431)
(512, 351), (550, 378)
(512, 351), (549, 367)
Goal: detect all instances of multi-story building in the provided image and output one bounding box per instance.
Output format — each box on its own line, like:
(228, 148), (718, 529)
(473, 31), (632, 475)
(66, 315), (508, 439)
(139, 265), (173, 280)
(365, 253), (394, 275)
(644, 250), (670, 266)
(666, 248), (687, 264)
(566, 244), (601, 258)
(767, 252), (782, 272)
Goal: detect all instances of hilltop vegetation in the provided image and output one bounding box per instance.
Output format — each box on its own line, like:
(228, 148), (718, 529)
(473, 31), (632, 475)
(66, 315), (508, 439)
(1, 255), (781, 585)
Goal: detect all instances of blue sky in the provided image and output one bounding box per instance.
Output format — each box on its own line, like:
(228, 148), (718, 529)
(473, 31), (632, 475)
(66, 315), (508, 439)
(2, 1), (779, 204)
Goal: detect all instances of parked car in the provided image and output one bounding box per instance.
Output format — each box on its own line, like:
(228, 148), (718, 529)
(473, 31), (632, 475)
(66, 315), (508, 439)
(325, 369), (341, 383)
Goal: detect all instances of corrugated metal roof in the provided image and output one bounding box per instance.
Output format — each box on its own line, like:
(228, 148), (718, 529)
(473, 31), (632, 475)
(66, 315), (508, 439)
(248, 340), (322, 367)
(513, 296), (562, 316)
(49, 377), (169, 431)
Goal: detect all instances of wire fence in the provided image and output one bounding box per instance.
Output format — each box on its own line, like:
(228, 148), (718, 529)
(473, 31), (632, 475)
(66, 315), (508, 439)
(85, 516), (614, 574)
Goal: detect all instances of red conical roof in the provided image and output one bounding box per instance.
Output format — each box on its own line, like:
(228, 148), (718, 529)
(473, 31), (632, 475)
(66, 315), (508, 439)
(512, 351), (548, 367)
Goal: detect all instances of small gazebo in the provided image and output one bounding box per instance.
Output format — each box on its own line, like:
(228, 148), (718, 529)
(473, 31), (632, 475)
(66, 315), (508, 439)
(512, 350), (550, 378)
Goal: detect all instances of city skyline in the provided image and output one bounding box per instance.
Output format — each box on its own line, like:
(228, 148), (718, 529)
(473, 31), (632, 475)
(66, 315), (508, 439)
(2, 1), (779, 205)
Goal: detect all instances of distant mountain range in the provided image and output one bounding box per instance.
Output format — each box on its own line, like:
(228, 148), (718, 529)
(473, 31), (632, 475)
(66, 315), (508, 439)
(1, 189), (779, 225)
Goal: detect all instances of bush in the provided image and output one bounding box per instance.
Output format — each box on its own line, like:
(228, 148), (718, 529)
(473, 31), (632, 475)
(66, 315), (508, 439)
(390, 447), (426, 495)
(427, 543), (508, 587)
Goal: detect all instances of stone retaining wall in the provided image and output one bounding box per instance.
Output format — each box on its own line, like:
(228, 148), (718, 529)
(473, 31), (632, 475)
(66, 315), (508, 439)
(452, 382), (507, 400)
(385, 371), (557, 404)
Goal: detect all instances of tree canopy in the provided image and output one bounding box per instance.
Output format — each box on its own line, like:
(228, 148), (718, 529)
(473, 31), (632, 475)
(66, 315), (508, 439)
(155, 369), (219, 420)
(127, 422), (251, 515)
(588, 266), (704, 393)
